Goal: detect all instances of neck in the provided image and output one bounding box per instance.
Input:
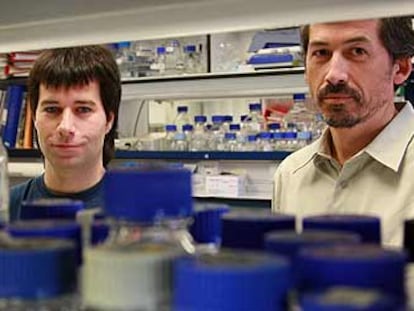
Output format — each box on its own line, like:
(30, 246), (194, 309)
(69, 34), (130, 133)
(43, 162), (105, 193)
(329, 104), (398, 166)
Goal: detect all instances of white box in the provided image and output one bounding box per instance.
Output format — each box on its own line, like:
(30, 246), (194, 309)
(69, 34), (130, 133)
(205, 175), (246, 197)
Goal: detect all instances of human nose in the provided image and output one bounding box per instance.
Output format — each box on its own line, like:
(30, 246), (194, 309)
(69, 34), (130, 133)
(57, 109), (75, 138)
(325, 52), (349, 86)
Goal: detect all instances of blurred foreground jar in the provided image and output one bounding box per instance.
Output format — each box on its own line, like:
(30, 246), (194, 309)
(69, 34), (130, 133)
(82, 166), (195, 311)
(0, 234), (78, 310)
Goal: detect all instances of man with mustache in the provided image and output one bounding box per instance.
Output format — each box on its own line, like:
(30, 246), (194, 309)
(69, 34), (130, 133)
(273, 16), (414, 247)
(9, 46), (121, 221)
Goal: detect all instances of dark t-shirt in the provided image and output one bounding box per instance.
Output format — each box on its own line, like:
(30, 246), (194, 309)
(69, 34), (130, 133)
(9, 174), (104, 221)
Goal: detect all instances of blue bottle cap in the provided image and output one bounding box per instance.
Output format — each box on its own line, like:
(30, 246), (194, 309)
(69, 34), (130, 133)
(303, 214), (381, 243)
(0, 237), (77, 299)
(194, 115), (207, 123)
(104, 167), (193, 222)
(184, 45), (197, 53)
(293, 93), (306, 101)
(300, 287), (399, 311)
(229, 123), (240, 131)
(211, 115), (224, 123)
(182, 124), (193, 132)
(177, 106), (188, 113)
(273, 132), (284, 140)
(173, 251), (291, 311)
(264, 229), (360, 261)
(7, 220), (83, 265)
(91, 221), (110, 245)
(189, 204), (230, 244)
(249, 103), (262, 111)
(268, 123), (281, 130)
(296, 244), (406, 298)
(258, 132), (271, 140)
(247, 134), (257, 142)
(20, 198), (85, 220)
(221, 209), (295, 250)
(165, 124), (177, 132)
(117, 41), (131, 49)
(284, 131), (297, 139)
(224, 115), (233, 122)
(297, 131), (312, 140)
(224, 132), (236, 140)
(240, 115), (248, 122)
(156, 46), (166, 54)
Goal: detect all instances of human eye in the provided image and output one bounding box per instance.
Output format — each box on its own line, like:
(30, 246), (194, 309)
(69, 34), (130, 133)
(349, 47), (368, 58)
(43, 106), (60, 114)
(310, 48), (330, 59)
(76, 106), (93, 114)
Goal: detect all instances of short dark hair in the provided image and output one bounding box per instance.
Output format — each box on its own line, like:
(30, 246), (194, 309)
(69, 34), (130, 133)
(301, 16), (414, 61)
(28, 45), (121, 167)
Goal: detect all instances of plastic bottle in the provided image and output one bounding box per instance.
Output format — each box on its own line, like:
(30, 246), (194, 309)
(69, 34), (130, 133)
(173, 106), (192, 131)
(189, 116), (208, 151)
(0, 136), (9, 224)
(245, 103), (266, 134)
(163, 124), (177, 151)
(0, 235), (78, 310)
(82, 167), (195, 310)
(115, 42), (136, 78)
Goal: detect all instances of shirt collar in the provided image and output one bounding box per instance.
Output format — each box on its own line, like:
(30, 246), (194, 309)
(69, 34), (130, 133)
(365, 102), (414, 172)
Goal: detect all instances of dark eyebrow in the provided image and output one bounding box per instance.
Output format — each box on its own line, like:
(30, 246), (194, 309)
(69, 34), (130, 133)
(74, 100), (96, 106)
(309, 36), (372, 49)
(39, 99), (58, 106)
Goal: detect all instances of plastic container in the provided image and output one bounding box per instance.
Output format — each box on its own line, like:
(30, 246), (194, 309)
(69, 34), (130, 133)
(173, 250), (291, 311)
(82, 166), (195, 310)
(0, 235), (78, 309)
(303, 214), (381, 244)
(221, 209), (295, 250)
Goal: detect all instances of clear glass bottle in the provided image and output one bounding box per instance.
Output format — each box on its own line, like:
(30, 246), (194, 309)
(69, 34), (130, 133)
(183, 45), (201, 74)
(115, 41), (136, 78)
(245, 103), (266, 135)
(150, 46), (167, 76)
(0, 137), (8, 225)
(173, 106), (192, 131)
(163, 124), (177, 151)
(171, 132), (188, 151)
(182, 124), (194, 146)
(165, 39), (184, 75)
(209, 115), (225, 151)
(189, 116), (208, 151)
(82, 167), (195, 311)
(257, 132), (273, 151)
(242, 134), (258, 151)
(223, 132), (240, 151)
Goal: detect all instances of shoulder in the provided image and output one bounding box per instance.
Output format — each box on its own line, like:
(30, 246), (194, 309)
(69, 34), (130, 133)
(276, 142), (318, 175)
(10, 176), (41, 221)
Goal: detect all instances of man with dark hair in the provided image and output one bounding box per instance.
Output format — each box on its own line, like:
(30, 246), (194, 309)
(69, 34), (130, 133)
(10, 45), (121, 220)
(273, 16), (414, 247)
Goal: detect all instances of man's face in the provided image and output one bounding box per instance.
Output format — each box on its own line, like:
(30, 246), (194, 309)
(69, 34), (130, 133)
(305, 19), (398, 128)
(34, 81), (113, 171)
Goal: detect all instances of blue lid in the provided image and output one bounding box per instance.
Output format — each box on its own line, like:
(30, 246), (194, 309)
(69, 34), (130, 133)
(224, 115), (233, 122)
(300, 287), (399, 311)
(258, 132), (271, 140)
(240, 115), (248, 122)
(296, 244), (406, 298)
(7, 220), (83, 265)
(0, 237), (76, 299)
(117, 41), (131, 49)
(184, 45), (197, 53)
(229, 123), (240, 131)
(284, 131), (297, 139)
(177, 106), (188, 113)
(303, 214), (381, 243)
(268, 123), (281, 130)
(165, 124), (177, 132)
(104, 167), (193, 222)
(189, 204), (230, 244)
(194, 115), (207, 123)
(91, 222), (110, 245)
(211, 115), (224, 123)
(247, 134), (257, 142)
(221, 209), (295, 250)
(272, 132), (284, 140)
(157, 46), (166, 54)
(224, 132), (236, 140)
(173, 251), (291, 311)
(293, 93), (306, 101)
(264, 230), (360, 261)
(249, 103), (262, 111)
(297, 131), (312, 140)
(20, 198), (85, 220)
(182, 124), (193, 132)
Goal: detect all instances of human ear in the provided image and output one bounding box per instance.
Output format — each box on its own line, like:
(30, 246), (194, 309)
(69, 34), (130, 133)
(105, 112), (114, 134)
(393, 57), (412, 85)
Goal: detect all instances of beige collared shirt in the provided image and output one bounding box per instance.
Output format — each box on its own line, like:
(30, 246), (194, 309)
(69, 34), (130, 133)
(273, 102), (414, 247)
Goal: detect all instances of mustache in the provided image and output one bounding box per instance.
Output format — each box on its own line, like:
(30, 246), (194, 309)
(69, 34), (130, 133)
(317, 83), (362, 102)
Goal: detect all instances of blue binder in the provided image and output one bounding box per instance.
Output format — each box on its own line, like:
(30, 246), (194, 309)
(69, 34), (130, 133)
(2, 85), (25, 148)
